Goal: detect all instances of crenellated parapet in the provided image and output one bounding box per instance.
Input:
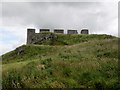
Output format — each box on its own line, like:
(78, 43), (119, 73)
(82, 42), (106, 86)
(81, 29), (89, 34)
(54, 29), (64, 34)
(67, 30), (78, 34)
(40, 29), (50, 33)
(27, 28), (89, 44)
(27, 29), (35, 44)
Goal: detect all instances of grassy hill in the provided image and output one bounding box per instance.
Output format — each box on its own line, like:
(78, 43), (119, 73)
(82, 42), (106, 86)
(2, 34), (120, 89)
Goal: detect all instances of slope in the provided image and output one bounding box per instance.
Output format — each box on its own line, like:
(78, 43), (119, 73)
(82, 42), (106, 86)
(2, 34), (119, 89)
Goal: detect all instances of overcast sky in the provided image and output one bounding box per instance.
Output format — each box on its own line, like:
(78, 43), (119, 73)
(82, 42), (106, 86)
(0, 0), (119, 55)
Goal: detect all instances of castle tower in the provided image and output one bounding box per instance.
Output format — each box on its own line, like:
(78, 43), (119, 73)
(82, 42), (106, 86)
(81, 29), (89, 34)
(27, 28), (35, 44)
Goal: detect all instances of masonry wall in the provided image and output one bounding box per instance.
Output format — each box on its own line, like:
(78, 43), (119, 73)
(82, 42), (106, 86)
(27, 28), (89, 44)
(67, 30), (78, 34)
(27, 29), (57, 44)
(40, 29), (50, 33)
(81, 29), (89, 34)
(27, 29), (35, 44)
(54, 29), (64, 33)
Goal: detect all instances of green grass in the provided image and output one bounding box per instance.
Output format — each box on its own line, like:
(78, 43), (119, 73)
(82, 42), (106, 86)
(2, 34), (120, 89)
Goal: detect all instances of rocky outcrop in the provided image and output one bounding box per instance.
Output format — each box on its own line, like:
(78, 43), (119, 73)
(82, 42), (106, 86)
(30, 33), (57, 44)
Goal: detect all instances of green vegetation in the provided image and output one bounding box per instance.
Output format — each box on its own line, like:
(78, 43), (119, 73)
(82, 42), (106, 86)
(2, 34), (120, 89)
(38, 34), (115, 45)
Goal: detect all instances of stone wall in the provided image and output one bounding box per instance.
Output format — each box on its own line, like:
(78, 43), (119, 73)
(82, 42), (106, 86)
(27, 29), (35, 44)
(67, 30), (78, 34)
(54, 29), (64, 33)
(30, 33), (57, 44)
(81, 29), (89, 34)
(27, 28), (89, 44)
(40, 29), (50, 33)
(27, 29), (57, 44)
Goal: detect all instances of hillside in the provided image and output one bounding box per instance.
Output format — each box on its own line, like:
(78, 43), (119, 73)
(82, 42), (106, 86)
(2, 34), (120, 89)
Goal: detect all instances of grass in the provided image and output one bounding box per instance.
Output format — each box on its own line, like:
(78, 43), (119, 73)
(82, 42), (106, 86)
(2, 34), (120, 89)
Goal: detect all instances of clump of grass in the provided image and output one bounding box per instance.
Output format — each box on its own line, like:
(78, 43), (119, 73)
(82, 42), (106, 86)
(2, 34), (119, 88)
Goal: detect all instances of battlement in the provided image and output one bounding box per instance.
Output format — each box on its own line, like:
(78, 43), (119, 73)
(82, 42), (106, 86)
(67, 30), (78, 34)
(27, 28), (89, 44)
(81, 29), (89, 34)
(54, 29), (64, 33)
(27, 29), (35, 44)
(40, 29), (50, 33)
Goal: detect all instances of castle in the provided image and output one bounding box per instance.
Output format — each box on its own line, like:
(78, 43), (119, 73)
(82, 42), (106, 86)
(27, 28), (89, 44)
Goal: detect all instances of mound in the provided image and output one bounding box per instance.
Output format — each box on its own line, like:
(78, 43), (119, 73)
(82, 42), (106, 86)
(2, 34), (119, 89)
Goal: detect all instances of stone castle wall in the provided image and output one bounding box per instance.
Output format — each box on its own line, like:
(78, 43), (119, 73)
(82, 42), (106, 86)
(54, 29), (64, 33)
(27, 28), (89, 44)
(67, 30), (78, 34)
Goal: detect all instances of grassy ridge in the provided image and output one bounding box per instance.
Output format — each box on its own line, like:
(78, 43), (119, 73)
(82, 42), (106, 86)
(2, 34), (116, 64)
(2, 34), (119, 89)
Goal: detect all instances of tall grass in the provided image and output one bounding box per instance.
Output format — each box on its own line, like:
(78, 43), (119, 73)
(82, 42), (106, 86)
(2, 34), (119, 89)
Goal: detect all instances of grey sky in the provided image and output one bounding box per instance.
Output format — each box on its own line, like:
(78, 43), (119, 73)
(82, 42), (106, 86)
(2, 2), (118, 34)
(1, 1), (118, 55)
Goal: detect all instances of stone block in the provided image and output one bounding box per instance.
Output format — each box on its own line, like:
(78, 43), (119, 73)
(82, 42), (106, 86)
(81, 29), (89, 34)
(40, 29), (50, 33)
(54, 29), (64, 34)
(67, 30), (78, 34)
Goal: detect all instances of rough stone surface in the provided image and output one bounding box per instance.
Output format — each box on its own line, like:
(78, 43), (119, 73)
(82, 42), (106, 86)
(16, 46), (25, 55)
(27, 29), (57, 44)
(81, 29), (89, 34)
(27, 28), (89, 44)
(27, 29), (35, 44)
(54, 29), (64, 33)
(32, 33), (57, 44)
(67, 30), (78, 34)
(40, 29), (50, 33)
